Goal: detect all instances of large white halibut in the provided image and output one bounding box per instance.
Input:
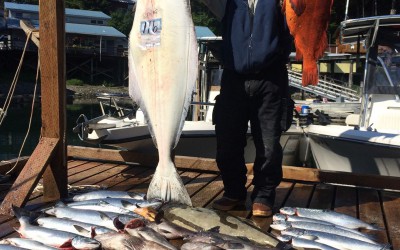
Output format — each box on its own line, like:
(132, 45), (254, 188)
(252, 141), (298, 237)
(128, 0), (198, 205)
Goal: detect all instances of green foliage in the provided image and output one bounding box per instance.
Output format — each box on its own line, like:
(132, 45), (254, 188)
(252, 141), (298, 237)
(7, 0), (400, 46)
(191, 1), (220, 35)
(66, 0), (111, 14)
(109, 9), (134, 36)
(67, 78), (84, 86)
(10, 0), (39, 4)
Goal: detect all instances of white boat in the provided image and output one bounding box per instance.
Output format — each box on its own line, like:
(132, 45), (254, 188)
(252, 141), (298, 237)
(73, 91), (306, 165)
(72, 36), (308, 165)
(308, 15), (400, 177)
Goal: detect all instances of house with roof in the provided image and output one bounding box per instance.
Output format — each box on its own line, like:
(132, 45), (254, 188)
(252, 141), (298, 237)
(2, 2), (128, 57)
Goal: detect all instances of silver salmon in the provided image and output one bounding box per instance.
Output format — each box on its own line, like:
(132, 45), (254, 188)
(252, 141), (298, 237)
(271, 220), (377, 244)
(37, 217), (115, 236)
(128, 0), (198, 205)
(13, 206), (101, 249)
(291, 237), (339, 250)
(0, 245), (29, 250)
(45, 205), (120, 230)
(72, 190), (145, 201)
(0, 238), (57, 250)
(282, 228), (388, 250)
(280, 207), (381, 230)
(67, 198), (162, 211)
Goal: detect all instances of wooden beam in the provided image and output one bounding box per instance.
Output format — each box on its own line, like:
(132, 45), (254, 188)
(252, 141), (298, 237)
(67, 146), (400, 190)
(67, 146), (159, 167)
(0, 137), (59, 215)
(282, 166), (400, 191)
(20, 20), (40, 48)
(39, 0), (68, 200)
(0, 157), (29, 176)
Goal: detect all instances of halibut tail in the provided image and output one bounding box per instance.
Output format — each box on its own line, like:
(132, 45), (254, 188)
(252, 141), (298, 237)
(147, 162), (192, 206)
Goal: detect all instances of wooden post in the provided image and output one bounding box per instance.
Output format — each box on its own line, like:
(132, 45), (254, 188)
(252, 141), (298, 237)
(0, 0), (67, 215)
(39, 0), (68, 201)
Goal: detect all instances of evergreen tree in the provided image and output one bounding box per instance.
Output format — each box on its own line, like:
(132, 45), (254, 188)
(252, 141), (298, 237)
(191, 1), (220, 35)
(108, 9), (134, 36)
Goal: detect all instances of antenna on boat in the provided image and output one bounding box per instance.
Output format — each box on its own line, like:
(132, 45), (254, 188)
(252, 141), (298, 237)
(345, 0), (350, 20)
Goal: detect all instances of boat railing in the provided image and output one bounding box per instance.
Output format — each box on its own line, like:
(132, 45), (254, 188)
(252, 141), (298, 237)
(96, 93), (136, 117)
(288, 69), (360, 102)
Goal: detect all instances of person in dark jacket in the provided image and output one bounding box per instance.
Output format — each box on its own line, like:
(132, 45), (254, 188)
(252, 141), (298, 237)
(200, 0), (292, 216)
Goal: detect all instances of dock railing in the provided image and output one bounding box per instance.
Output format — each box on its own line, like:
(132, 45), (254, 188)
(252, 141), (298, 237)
(288, 69), (360, 102)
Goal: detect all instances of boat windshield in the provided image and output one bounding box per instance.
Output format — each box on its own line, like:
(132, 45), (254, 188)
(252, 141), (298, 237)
(366, 41), (400, 95)
(373, 48), (400, 89)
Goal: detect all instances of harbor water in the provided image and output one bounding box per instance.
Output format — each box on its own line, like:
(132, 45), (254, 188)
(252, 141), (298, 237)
(0, 101), (103, 161)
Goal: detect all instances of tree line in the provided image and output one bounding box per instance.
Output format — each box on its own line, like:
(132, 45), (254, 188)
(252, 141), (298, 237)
(1, 0), (399, 41)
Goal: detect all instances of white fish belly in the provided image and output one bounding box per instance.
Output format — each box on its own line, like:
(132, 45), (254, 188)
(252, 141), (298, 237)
(129, 0), (197, 151)
(128, 0), (197, 204)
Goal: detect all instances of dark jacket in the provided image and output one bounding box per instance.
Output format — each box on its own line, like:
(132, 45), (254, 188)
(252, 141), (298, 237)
(221, 0), (292, 74)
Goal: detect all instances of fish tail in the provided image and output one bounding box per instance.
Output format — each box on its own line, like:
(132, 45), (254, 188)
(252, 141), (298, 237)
(147, 162), (192, 206)
(302, 60), (319, 86)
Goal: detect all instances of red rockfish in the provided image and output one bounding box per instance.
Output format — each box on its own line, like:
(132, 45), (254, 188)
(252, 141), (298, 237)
(283, 0), (334, 86)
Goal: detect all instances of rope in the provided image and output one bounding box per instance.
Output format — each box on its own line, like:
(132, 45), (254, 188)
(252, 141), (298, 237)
(0, 31), (33, 126)
(5, 54), (41, 176)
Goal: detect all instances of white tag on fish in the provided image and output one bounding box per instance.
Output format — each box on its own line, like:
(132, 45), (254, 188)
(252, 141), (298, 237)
(140, 18), (162, 48)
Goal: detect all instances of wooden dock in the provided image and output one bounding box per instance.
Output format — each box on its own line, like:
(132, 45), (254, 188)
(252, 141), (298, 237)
(1, 147), (399, 249)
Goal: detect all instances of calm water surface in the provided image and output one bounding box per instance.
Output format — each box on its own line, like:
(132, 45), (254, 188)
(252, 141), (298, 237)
(0, 100), (104, 161)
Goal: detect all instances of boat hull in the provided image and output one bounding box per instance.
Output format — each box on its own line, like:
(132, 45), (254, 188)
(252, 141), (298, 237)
(83, 121), (306, 165)
(308, 125), (400, 177)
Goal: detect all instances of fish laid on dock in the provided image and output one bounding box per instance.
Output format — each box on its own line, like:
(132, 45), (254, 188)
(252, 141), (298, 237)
(280, 207), (381, 230)
(37, 216), (115, 236)
(283, 0), (333, 86)
(0, 245), (29, 250)
(67, 198), (162, 210)
(183, 227), (275, 250)
(124, 219), (177, 250)
(161, 204), (285, 248)
(13, 206), (101, 249)
(0, 238), (57, 250)
(271, 220), (378, 244)
(128, 0), (198, 205)
(72, 190), (145, 201)
(287, 237), (339, 250)
(282, 228), (389, 250)
(44, 204), (122, 230)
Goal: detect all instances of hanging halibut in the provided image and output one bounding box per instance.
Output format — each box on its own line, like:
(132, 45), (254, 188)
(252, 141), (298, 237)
(283, 0), (334, 86)
(128, 0), (198, 205)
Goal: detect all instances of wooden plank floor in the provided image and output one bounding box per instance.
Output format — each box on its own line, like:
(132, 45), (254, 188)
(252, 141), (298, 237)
(1, 159), (400, 249)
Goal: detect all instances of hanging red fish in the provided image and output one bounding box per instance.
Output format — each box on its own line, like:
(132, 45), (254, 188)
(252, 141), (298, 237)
(283, 0), (334, 86)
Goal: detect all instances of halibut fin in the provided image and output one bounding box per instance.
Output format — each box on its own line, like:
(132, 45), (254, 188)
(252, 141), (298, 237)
(147, 162), (192, 206)
(172, 14), (197, 149)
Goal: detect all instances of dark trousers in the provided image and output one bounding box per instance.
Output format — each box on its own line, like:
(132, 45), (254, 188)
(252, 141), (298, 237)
(213, 64), (288, 206)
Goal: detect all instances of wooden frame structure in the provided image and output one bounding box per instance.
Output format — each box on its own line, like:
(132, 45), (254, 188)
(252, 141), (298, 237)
(0, 0), (67, 215)
(67, 146), (400, 191)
